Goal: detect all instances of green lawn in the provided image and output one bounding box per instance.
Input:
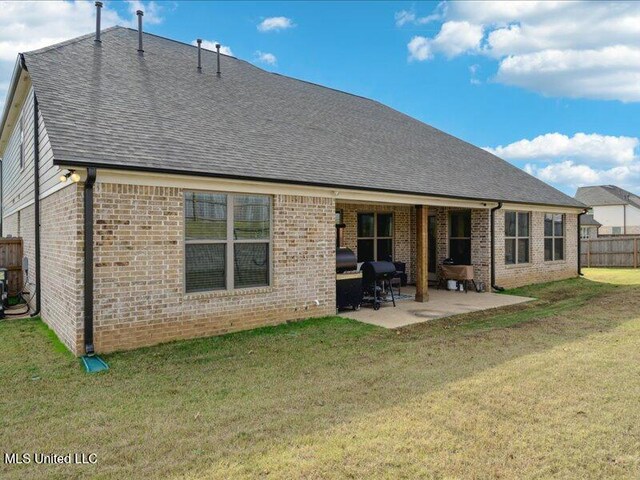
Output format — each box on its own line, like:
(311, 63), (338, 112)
(1, 273), (640, 479)
(582, 267), (640, 285)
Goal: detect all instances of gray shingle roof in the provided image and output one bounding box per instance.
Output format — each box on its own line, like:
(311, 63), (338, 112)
(22, 27), (583, 208)
(579, 214), (601, 227)
(575, 185), (640, 210)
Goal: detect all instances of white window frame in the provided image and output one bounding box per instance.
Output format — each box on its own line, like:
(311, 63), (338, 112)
(357, 212), (394, 262)
(544, 213), (565, 261)
(504, 211), (530, 265)
(580, 227), (591, 240)
(184, 191), (272, 293)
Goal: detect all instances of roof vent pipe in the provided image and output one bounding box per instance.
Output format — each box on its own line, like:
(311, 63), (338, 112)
(94, 1), (103, 43)
(216, 43), (221, 77)
(197, 39), (202, 72)
(137, 10), (144, 53)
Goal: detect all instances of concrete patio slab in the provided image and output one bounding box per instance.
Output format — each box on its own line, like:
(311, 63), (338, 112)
(339, 286), (534, 329)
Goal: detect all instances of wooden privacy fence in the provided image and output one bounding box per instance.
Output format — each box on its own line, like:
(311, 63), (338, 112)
(581, 237), (640, 268)
(0, 237), (23, 295)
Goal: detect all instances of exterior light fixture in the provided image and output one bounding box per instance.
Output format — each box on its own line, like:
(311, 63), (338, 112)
(60, 170), (81, 183)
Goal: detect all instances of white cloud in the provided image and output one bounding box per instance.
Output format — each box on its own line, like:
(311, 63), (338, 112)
(496, 46), (640, 102)
(408, 21), (483, 61)
(524, 161), (640, 191)
(395, 10), (417, 27)
(402, 1), (640, 102)
(487, 132), (640, 192)
(469, 63), (480, 84)
(191, 39), (233, 56)
(395, 4), (446, 27)
(126, 1), (164, 25)
(0, 0), (165, 113)
(257, 16), (294, 32)
(486, 133), (639, 164)
(407, 36), (432, 61)
(255, 51), (276, 65)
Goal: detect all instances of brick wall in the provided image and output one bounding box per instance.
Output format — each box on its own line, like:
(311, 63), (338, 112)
(40, 184), (84, 352)
(3, 213), (18, 239)
(495, 210), (578, 289)
(337, 202), (414, 282)
(433, 207), (492, 288)
(2, 182), (580, 354)
(91, 184), (336, 353)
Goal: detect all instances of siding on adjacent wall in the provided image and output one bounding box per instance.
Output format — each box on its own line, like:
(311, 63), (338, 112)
(3, 184), (83, 353)
(1, 82), (64, 316)
(494, 210), (578, 289)
(2, 84), (61, 222)
(90, 184), (336, 353)
(3, 205), (36, 304)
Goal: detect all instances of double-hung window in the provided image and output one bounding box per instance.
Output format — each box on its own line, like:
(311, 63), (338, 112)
(449, 210), (471, 265)
(505, 211), (530, 264)
(544, 213), (565, 261)
(357, 212), (393, 262)
(185, 192), (271, 292)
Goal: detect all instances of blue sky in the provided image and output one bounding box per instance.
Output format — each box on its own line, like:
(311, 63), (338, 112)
(1, 1), (639, 196)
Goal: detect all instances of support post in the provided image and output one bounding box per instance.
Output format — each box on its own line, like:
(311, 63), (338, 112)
(415, 204), (429, 302)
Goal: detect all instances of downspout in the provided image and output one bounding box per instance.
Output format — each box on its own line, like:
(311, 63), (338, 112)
(30, 93), (41, 317)
(577, 208), (588, 276)
(83, 167), (97, 355)
(490, 202), (504, 292)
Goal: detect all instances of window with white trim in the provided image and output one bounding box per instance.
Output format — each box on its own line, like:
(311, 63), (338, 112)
(185, 192), (271, 292)
(544, 213), (565, 261)
(357, 212), (393, 262)
(505, 211), (530, 264)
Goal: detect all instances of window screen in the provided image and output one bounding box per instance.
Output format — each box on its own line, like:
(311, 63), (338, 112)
(357, 212), (393, 262)
(185, 192), (270, 292)
(544, 213), (565, 261)
(449, 210), (471, 265)
(505, 211), (530, 264)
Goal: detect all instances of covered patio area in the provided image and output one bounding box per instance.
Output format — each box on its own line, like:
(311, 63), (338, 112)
(335, 198), (496, 309)
(339, 286), (533, 329)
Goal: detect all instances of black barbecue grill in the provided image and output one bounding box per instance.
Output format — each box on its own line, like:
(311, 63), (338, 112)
(361, 261), (397, 310)
(335, 248), (363, 310)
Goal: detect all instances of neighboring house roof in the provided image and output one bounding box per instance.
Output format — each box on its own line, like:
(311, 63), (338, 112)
(14, 27), (582, 207)
(580, 214), (601, 227)
(575, 185), (640, 210)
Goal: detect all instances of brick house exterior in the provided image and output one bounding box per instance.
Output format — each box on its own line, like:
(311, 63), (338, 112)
(91, 185), (335, 353)
(0, 26), (586, 355)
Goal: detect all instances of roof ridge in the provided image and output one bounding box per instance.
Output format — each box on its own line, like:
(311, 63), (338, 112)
(118, 26), (238, 59)
(18, 24), (585, 208)
(23, 25), (124, 56)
